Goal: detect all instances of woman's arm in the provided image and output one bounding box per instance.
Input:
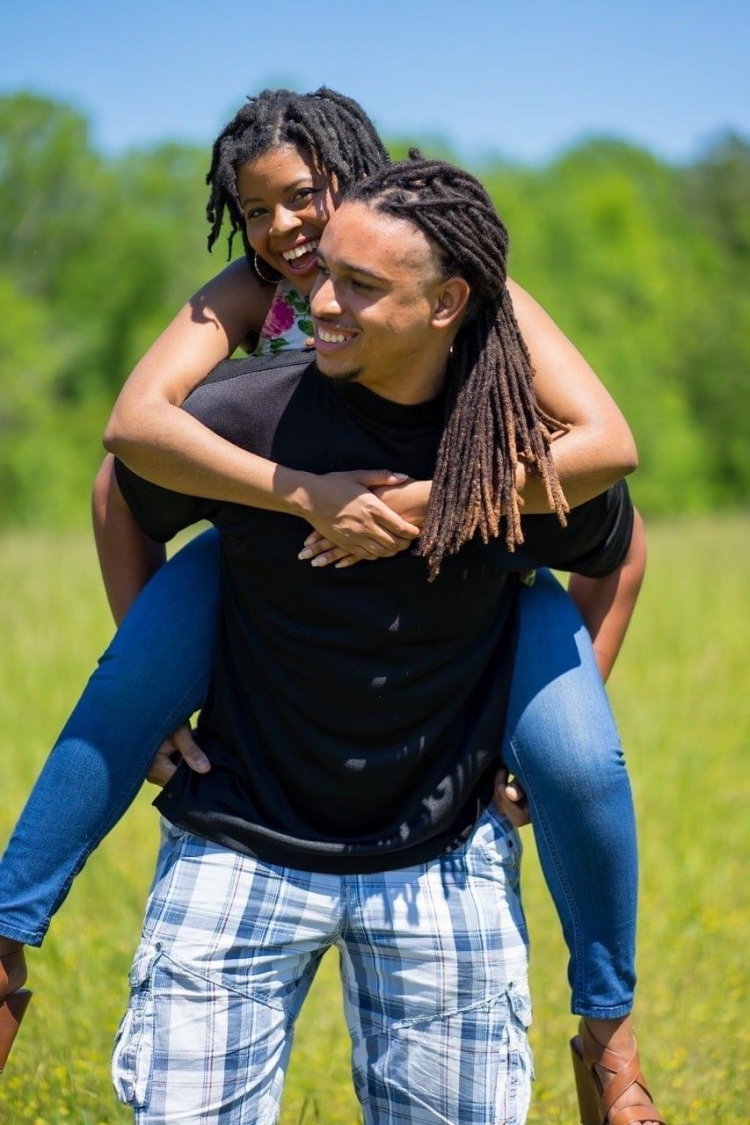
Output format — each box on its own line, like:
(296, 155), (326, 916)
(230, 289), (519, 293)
(507, 279), (638, 511)
(301, 284), (638, 567)
(105, 268), (634, 563)
(104, 260), (420, 557)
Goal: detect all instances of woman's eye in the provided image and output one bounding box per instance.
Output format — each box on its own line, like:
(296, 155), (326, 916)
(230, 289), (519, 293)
(245, 208), (267, 223)
(292, 187), (321, 204)
(352, 279), (373, 291)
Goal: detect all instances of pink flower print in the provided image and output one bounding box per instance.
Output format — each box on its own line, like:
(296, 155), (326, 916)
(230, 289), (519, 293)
(261, 292), (297, 339)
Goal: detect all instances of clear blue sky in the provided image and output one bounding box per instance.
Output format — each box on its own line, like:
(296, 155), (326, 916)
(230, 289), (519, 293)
(2, 0), (748, 164)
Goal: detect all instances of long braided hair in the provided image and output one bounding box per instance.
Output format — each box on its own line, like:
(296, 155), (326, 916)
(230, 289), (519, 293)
(206, 87), (390, 281)
(345, 156), (570, 578)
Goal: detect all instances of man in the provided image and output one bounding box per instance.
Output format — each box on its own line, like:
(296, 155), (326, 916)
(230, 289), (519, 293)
(111, 158), (636, 1125)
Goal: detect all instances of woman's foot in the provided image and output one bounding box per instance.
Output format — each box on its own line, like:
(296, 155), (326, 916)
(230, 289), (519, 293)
(574, 1016), (665, 1125)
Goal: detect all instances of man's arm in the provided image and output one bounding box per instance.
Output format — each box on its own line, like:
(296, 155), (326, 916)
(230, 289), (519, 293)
(568, 508), (646, 682)
(92, 454), (211, 784)
(92, 454), (165, 625)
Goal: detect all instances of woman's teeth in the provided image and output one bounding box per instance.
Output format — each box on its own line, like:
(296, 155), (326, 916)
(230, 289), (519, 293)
(282, 239), (320, 261)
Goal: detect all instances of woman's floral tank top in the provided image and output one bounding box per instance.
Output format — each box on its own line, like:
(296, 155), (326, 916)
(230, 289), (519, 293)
(253, 280), (314, 356)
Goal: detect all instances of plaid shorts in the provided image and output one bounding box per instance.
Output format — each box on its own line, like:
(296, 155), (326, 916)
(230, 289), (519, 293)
(112, 809), (532, 1124)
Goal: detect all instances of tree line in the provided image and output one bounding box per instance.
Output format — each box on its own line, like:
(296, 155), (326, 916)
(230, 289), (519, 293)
(1, 92), (748, 526)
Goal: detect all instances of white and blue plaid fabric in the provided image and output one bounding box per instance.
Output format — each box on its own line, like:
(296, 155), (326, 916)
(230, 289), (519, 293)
(113, 810), (532, 1124)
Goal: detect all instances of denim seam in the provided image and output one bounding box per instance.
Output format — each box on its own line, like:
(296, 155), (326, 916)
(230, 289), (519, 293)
(506, 732), (587, 1012)
(38, 671), (209, 936)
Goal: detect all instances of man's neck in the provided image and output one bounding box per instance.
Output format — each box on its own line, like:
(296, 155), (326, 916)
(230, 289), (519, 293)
(355, 355), (449, 406)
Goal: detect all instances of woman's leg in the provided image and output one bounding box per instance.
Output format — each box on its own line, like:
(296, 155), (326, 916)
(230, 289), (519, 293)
(0, 528), (221, 947)
(501, 572), (668, 1122)
(501, 569), (638, 1019)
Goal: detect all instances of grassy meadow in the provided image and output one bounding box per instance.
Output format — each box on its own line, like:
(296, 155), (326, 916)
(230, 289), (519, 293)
(0, 517), (748, 1124)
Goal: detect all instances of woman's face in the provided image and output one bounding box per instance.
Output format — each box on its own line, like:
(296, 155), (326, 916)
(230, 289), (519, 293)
(236, 145), (337, 294)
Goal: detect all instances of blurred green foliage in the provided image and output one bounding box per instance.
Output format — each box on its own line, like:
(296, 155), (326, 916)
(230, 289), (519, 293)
(1, 92), (748, 526)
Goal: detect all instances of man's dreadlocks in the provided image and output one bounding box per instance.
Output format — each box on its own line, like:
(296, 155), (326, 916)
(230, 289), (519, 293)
(345, 156), (570, 579)
(205, 87), (390, 281)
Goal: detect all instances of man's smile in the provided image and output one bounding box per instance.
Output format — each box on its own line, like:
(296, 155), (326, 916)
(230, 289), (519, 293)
(313, 324), (358, 350)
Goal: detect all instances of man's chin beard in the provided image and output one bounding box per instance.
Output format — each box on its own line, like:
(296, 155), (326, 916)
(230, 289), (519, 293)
(317, 362), (362, 384)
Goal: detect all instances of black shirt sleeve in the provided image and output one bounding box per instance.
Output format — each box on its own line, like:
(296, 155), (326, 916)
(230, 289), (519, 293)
(514, 479), (634, 577)
(114, 458), (218, 543)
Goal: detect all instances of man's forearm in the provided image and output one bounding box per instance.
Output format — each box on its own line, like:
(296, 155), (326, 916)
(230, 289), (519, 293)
(92, 455), (166, 624)
(567, 508), (646, 681)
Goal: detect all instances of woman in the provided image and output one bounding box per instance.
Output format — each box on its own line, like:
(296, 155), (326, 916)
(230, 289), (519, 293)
(0, 88), (661, 1125)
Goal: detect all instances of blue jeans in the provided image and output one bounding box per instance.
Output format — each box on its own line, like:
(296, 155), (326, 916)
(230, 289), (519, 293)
(503, 570), (636, 1017)
(0, 532), (636, 1017)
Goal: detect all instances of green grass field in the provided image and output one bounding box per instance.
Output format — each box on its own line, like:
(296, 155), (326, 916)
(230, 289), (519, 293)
(1, 517), (748, 1124)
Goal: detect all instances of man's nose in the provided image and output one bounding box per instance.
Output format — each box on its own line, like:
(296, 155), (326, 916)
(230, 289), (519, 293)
(310, 274), (343, 318)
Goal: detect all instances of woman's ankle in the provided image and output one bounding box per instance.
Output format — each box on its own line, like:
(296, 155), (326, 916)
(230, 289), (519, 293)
(0, 938), (24, 958)
(0, 940), (27, 1000)
(583, 1014), (635, 1048)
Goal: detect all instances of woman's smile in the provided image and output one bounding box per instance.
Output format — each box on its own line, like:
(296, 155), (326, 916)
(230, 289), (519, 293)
(236, 145), (334, 292)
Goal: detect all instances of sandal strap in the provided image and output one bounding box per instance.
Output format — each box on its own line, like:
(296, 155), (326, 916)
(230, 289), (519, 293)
(579, 1020), (663, 1122)
(608, 1107), (667, 1125)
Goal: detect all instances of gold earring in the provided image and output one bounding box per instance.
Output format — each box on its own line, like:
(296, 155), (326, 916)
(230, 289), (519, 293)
(254, 252), (279, 285)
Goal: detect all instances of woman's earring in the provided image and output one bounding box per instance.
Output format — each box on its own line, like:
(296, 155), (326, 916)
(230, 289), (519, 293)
(254, 252), (280, 285)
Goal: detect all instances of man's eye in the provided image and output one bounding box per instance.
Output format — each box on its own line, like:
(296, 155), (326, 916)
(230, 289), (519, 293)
(352, 279), (373, 291)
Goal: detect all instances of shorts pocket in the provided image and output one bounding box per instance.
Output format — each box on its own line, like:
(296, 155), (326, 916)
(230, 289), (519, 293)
(111, 942), (161, 1108)
(500, 980), (535, 1124)
(480, 803), (523, 883)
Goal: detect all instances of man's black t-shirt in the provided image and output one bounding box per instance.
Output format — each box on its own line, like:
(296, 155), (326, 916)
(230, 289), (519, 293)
(116, 350), (633, 873)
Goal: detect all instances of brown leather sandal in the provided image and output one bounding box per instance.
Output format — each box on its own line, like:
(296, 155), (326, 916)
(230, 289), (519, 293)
(570, 1019), (666, 1125)
(0, 950), (32, 1075)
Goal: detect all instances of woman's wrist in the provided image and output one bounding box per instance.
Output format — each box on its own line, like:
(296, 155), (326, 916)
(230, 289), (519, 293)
(371, 479), (431, 527)
(275, 466), (320, 520)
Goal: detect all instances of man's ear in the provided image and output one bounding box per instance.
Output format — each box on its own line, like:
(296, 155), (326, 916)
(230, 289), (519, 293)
(431, 276), (471, 330)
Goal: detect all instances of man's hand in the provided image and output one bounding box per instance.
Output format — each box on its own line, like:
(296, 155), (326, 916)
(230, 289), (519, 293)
(298, 471), (421, 567)
(493, 767), (531, 829)
(299, 477), (430, 569)
(147, 723), (212, 787)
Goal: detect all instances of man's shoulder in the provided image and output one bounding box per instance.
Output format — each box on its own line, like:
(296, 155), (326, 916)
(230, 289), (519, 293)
(189, 348), (316, 396)
(181, 348), (319, 450)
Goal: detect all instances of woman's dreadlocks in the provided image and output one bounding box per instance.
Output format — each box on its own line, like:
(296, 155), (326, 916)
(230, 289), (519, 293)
(205, 87), (390, 281)
(346, 155), (570, 579)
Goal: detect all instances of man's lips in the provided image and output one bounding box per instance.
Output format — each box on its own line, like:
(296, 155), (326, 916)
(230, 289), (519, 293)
(314, 325), (358, 349)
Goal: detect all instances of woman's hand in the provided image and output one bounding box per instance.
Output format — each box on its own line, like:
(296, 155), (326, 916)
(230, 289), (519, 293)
(297, 471), (421, 566)
(299, 477), (431, 568)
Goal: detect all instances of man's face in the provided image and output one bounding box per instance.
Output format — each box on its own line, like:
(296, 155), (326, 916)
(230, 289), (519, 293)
(310, 201), (450, 399)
